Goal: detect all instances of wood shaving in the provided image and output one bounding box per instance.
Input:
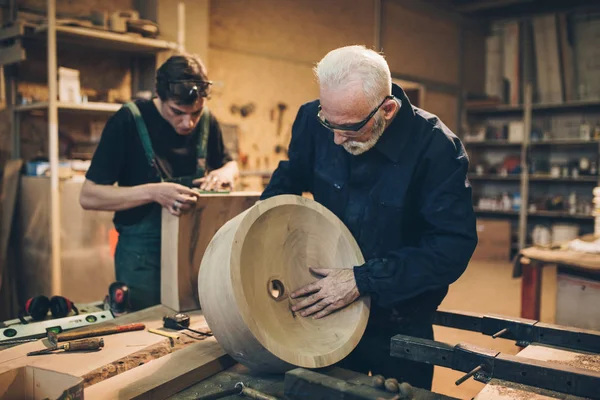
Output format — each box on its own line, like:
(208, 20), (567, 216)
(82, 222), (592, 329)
(548, 354), (600, 373)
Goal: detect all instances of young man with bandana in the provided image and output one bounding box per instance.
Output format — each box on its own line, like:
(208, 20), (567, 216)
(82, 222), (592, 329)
(261, 45), (477, 389)
(80, 54), (238, 310)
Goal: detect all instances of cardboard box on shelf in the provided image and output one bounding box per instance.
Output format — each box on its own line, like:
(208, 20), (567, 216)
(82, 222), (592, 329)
(58, 67), (81, 104)
(472, 218), (511, 261)
(0, 366), (83, 400)
(24, 161), (73, 178)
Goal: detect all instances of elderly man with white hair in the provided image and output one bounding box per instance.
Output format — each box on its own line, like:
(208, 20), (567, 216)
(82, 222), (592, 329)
(261, 45), (477, 389)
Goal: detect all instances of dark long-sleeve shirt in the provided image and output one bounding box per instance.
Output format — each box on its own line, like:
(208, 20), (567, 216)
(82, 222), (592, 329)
(261, 84), (478, 317)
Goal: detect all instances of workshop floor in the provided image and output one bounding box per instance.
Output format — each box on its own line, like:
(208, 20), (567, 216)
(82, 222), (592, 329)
(431, 260), (557, 399)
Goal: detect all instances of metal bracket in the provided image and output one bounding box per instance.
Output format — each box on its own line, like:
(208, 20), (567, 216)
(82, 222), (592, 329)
(391, 334), (600, 399)
(434, 309), (600, 353)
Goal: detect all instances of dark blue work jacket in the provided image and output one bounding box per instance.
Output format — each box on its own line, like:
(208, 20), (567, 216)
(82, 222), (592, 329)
(261, 84), (478, 319)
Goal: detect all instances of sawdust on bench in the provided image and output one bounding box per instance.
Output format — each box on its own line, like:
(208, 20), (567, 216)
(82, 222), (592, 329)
(494, 384), (542, 400)
(547, 354), (600, 373)
(82, 332), (209, 387)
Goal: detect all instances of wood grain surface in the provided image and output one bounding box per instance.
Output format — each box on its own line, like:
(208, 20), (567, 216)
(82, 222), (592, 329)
(162, 192), (260, 311)
(0, 306), (204, 381)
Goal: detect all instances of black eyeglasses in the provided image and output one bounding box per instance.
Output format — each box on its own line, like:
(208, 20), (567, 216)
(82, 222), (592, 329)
(168, 80), (213, 100)
(317, 95), (394, 136)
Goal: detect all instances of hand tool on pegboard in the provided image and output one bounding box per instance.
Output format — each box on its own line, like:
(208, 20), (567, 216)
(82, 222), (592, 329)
(274, 102), (287, 137)
(27, 337), (104, 356)
(273, 102), (289, 156)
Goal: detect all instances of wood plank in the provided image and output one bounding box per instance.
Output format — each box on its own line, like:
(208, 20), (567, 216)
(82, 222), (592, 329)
(0, 22), (24, 41)
(503, 21), (520, 105)
(82, 338), (173, 387)
(477, 379), (586, 399)
(0, 306), (207, 381)
(518, 344), (600, 374)
(161, 192), (260, 311)
(82, 331), (211, 387)
(0, 41), (26, 67)
(0, 160), (22, 292)
(558, 13), (576, 102)
(84, 339), (234, 399)
(521, 260), (542, 320)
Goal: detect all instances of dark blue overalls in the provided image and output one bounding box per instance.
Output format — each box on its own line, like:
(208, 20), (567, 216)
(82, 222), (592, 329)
(114, 102), (210, 310)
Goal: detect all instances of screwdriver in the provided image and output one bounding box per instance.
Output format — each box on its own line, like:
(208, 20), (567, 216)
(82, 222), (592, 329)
(27, 337), (104, 356)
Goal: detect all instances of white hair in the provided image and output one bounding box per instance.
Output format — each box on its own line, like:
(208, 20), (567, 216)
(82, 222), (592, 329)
(314, 45), (392, 108)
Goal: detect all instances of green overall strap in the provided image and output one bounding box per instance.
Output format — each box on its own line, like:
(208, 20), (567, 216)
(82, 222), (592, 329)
(123, 102), (159, 176)
(196, 107), (211, 176)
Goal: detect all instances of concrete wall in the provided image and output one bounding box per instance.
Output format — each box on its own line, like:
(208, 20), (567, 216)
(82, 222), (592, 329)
(207, 0), (486, 178)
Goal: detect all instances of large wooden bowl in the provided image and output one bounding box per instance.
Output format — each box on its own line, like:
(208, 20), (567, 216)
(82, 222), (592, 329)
(198, 195), (370, 372)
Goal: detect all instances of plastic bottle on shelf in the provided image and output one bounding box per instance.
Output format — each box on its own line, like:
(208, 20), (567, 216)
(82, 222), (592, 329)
(580, 119), (591, 141)
(512, 193), (521, 211)
(568, 192), (577, 215)
(502, 192), (511, 211)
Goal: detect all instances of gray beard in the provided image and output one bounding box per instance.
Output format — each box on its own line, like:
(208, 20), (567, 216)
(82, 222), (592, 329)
(342, 115), (386, 155)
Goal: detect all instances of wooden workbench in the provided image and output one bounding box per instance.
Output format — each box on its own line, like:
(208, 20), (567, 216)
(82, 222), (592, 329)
(516, 238), (600, 320)
(3, 306), (598, 399)
(0, 305), (234, 399)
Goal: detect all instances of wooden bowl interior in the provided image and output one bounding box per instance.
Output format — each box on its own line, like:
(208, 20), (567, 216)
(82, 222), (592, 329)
(237, 203), (366, 365)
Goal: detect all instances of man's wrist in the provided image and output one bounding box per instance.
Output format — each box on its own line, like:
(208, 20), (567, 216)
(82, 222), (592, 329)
(353, 265), (371, 296)
(142, 183), (157, 203)
(224, 161), (239, 177)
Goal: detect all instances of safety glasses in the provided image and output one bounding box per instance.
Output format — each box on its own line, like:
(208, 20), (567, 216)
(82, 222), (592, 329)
(317, 95), (394, 137)
(168, 79), (212, 100)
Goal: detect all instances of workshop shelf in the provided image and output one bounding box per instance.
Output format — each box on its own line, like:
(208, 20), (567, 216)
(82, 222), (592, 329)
(464, 83), (600, 255)
(467, 99), (600, 115)
(474, 208), (594, 221)
(14, 101), (122, 113)
(465, 139), (600, 147)
(8, 20), (179, 54)
(2, 1), (180, 298)
(530, 139), (600, 147)
(468, 174), (521, 181)
(464, 140), (521, 147)
(468, 174), (598, 183)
